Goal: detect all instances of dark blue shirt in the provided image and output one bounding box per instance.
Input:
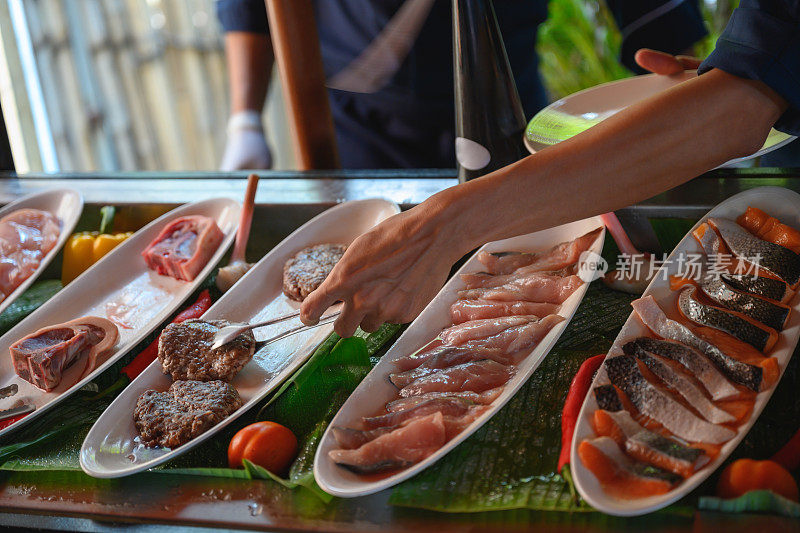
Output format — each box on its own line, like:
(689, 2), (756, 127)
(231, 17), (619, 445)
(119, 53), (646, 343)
(699, 0), (800, 136)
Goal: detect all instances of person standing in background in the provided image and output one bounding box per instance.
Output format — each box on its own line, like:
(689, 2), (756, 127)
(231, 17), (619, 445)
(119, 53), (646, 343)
(216, 0), (708, 170)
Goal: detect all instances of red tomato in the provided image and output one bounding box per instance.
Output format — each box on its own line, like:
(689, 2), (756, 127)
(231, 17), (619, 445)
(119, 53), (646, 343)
(228, 421), (298, 475)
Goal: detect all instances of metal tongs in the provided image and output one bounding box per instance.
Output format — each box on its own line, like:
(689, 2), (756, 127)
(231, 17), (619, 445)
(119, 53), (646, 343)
(210, 309), (341, 350)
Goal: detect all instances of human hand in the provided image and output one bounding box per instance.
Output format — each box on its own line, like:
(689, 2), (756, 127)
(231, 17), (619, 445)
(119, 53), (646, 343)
(300, 195), (469, 337)
(634, 48), (702, 76)
(220, 110), (272, 171)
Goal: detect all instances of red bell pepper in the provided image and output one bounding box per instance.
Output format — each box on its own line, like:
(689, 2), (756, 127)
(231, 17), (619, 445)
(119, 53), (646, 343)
(558, 353), (605, 473)
(0, 412), (28, 431)
(771, 426), (800, 471)
(120, 289), (212, 380)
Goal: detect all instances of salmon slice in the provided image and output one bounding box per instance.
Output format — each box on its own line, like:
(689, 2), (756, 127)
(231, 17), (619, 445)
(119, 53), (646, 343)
(477, 228), (602, 275)
(592, 410), (708, 478)
(329, 413), (446, 474)
(399, 360), (514, 398)
(708, 218), (800, 287)
(632, 296), (764, 392)
(593, 384), (624, 412)
(677, 285), (778, 353)
(362, 397), (472, 429)
(694, 327), (780, 390)
(622, 342), (735, 424)
(670, 276), (790, 331)
(737, 207), (800, 254)
(721, 273), (794, 305)
(386, 388), (504, 412)
(458, 273), (583, 304)
(439, 316), (533, 346)
(604, 355), (736, 444)
(449, 299), (560, 324)
(578, 437), (680, 499)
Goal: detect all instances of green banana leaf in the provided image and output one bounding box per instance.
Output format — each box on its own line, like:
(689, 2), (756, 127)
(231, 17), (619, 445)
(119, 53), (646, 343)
(699, 490), (800, 518)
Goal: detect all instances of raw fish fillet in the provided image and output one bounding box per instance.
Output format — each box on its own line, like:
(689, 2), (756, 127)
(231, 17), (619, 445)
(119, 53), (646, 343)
(329, 412), (446, 474)
(737, 206), (800, 253)
(677, 285), (778, 353)
(708, 217), (800, 287)
(362, 397), (472, 429)
(390, 349), (512, 387)
(631, 296), (763, 393)
(455, 315), (564, 355)
(399, 360), (514, 398)
(604, 355), (736, 444)
(386, 388), (504, 412)
(477, 228), (601, 275)
(458, 272), (583, 304)
(333, 425), (397, 450)
(460, 264), (575, 290)
(0, 209), (60, 301)
(141, 215), (224, 281)
(449, 299), (559, 324)
(592, 410), (708, 478)
(721, 273), (793, 305)
(439, 316), (531, 346)
(578, 437), (680, 499)
(623, 342), (735, 424)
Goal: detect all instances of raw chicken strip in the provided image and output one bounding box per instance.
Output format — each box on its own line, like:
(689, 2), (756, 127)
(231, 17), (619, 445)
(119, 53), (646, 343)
(329, 412), (446, 474)
(477, 228), (601, 275)
(449, 299), (560, 324)
(390, 349), (512, 387)
(439, 316), (533, 346)
(460, 265), (576, 290)
(399, 360), (514, 398)
(362, 397), (472, 429)
(386, 388), (504, 412)
(0, 209), (60, 300)
(458, 273), (583, 304)
(142, 215), (224, 281)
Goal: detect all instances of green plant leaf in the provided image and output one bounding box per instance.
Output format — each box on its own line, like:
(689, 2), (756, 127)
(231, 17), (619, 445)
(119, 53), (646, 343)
(699, 490), (800, 518)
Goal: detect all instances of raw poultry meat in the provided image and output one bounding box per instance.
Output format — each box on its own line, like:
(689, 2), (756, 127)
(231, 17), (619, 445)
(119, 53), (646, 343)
(0, 209), (60, 302)
(142, 215), (224, 281)
(476, 228), (601, 275)
(449, 299), (559, 324)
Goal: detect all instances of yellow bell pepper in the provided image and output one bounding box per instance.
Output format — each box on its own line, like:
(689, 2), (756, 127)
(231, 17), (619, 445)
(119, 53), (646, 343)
(61, 206), (133, 284)
(61, 231), (133, 284)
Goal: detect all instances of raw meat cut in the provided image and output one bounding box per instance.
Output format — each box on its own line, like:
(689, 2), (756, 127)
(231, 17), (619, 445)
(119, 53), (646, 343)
(10, 316), (118, 391)
(458, 272), (583, 304)
(399, 360), (514, 398)
(476, 228), (601, 275)
(449, 299), (559, 324)
(142, 215), (224, 281)
(0, 209), (60, 301)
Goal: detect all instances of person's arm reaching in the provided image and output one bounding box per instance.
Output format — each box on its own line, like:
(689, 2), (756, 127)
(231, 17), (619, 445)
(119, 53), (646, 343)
(216, 0), (274, 170)
(301, 68), (786, 336)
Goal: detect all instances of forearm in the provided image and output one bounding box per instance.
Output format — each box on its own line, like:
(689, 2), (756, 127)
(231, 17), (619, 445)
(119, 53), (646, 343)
(440, 69), (787, 251)
(224, 32), (274, 113)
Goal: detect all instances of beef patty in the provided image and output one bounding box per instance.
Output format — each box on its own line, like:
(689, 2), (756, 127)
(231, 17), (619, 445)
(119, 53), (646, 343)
(134, 380), (243, 448)
(282, 243), (347, 302)
(158, 319), (255, 382)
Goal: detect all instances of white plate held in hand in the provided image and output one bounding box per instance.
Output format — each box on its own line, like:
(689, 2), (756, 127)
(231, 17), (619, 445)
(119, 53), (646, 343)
(0, 188), (83, 315)
(80, 198), (400, 478)
(572, 186), (800, 516)
(314, 217), (605, 497)
(0, 197), (240, 439)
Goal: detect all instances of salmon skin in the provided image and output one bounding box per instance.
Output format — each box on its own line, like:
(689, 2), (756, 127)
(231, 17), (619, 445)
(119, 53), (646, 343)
(694, 277), (790, 330)
(677, 285), (778, 352)
(578, 437), (680, 499)
(708, 218), (800, 287)
(737, 206), (800, 254)
(623, 341), (735, 424)
(604, 355), (736, 444)
(593, 384), (623, 412)
(721, 273), (793, 304)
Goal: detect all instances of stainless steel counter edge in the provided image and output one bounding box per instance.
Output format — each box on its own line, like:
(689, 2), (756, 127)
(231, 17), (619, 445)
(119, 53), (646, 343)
(0, 169), (797, 219)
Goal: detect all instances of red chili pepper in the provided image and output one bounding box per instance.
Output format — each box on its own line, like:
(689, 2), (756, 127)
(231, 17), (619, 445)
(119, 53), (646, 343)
(558, 354), (605, 473)
(771, 426), (800, 471)
(0, 412), (29, 431)
(120, 289), (212, 380)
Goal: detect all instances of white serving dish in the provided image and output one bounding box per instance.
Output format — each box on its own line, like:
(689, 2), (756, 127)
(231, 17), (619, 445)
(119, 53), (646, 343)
(524, 72), (796, 167)
(80, 198), (401, 478)
(0, 188), (83, 315)
(572, 186), (800, 516)
(314, 217), (606, 497)
(0, 197), (240, 439)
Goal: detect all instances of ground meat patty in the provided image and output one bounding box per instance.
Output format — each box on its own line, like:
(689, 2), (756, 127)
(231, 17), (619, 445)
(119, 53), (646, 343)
(158, 319), (255, 382)
(282, 243), (347, 301)
(134, 380), (243, 448)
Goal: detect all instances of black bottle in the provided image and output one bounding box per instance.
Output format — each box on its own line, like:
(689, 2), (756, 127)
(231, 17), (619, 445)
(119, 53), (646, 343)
(452, 0), (528, 182)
